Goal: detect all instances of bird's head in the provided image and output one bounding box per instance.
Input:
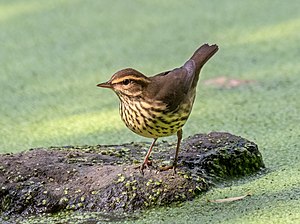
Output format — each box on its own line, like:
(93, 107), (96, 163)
(97, 68), (150, 97)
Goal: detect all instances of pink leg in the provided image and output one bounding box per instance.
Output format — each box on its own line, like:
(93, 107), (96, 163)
(173, 129), (182, 173)
(140, 138), (157, 172)
(159, 129), (182, 173)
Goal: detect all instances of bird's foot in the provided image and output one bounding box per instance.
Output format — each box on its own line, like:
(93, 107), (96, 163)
(159, 164), (177, 174)
(134, 160), (152, 175)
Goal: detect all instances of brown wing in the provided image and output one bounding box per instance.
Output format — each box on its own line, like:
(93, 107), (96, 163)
(145, 44), (219, 111)
(146, 67), (193, 111)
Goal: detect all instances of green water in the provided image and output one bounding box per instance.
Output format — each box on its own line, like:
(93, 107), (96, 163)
(1, 0), (299, 223)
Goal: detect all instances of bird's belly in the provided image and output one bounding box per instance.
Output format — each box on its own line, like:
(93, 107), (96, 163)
(120, 101), (192, 138)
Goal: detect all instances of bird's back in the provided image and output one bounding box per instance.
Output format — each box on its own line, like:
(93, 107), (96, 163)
(147, 44), (219, 111)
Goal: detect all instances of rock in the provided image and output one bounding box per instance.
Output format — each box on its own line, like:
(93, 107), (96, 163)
(0, 132), (264, 221)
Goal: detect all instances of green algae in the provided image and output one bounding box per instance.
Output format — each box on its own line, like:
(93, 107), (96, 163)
(0, 132), (264, 224)
(1, 0), (299, 223)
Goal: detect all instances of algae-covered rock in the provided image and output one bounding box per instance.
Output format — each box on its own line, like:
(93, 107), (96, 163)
(0, 132), (264, 221)
(181, 132), (264, 180)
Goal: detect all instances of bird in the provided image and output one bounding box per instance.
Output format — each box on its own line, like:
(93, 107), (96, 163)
(97, 43), (218, 174)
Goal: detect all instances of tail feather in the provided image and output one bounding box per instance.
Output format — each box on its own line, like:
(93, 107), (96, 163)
(184, 43), (219, 88)
(190, 44), (219, 73)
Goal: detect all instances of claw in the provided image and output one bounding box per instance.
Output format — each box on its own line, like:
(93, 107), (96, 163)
(134, 160), (152, 175)
(158, 164), (177, 174)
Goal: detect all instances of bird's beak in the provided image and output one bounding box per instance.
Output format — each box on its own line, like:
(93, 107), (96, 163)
(97, 81), (112, 89)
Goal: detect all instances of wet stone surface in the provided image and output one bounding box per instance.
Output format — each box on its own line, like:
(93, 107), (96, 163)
(0, 132), (265, 221)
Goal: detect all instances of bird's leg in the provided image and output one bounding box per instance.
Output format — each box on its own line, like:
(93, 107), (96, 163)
(138, 138), (157, 174)
(173, 129), (182, 173)
(159, 129), (182, 174)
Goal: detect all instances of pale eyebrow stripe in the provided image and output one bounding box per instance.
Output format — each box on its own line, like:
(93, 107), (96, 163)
(111, 75), (150, 84)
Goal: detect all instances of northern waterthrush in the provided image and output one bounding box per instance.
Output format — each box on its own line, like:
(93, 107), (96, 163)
(97, 44), (218, 173)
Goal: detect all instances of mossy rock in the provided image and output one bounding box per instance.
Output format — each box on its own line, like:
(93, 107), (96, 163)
(0, 132), (264, 222)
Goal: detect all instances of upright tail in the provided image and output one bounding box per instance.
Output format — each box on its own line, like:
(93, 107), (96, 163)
(183, 43), (219, 88)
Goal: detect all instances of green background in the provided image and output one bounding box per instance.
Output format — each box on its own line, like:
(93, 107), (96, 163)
(1, 0), (299, 223)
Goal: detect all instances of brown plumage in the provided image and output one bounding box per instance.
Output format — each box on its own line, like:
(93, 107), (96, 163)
(97, 43), (218, 173)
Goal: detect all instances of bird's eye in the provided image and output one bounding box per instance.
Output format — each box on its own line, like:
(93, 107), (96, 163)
(122, 79), (131, 85)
